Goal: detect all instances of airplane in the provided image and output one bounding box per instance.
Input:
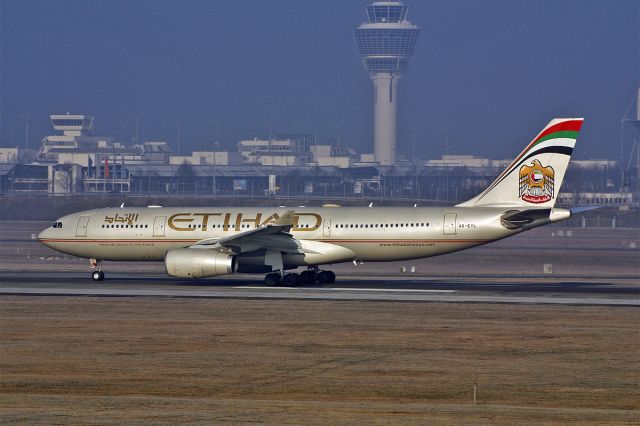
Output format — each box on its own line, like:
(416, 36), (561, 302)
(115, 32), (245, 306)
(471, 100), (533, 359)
(39, 118), (585, 286)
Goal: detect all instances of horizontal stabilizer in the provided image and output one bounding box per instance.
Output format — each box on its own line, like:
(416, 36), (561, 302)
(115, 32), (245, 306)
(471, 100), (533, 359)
(569, 206), (601, 214)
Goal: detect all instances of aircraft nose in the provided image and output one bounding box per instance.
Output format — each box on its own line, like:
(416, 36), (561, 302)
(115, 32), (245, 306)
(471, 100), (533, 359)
(38, 228), (52, 244)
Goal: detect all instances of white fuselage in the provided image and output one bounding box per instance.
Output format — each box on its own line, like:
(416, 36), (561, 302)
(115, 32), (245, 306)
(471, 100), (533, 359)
(38, 206), (529, 266)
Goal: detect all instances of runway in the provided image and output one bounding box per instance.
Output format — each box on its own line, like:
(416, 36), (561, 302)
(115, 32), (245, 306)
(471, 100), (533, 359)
(1, 270), (637, 306)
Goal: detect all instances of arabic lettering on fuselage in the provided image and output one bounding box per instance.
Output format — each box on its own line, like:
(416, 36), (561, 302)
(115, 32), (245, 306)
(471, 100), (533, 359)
(167, 212), (322, 232)
(104, 213), (140, 225)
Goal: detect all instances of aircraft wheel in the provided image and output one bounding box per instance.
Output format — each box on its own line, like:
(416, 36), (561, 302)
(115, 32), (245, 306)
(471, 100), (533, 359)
(92, 271), (104, 281)
(283, 273), (300, 286)
(300, 270), (316, 284)
(265, 272), (282, 287)
(317, 270), (335, 284)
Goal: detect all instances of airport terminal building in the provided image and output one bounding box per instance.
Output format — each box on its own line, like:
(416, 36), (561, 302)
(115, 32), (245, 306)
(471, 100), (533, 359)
(0, 114), (636, 207)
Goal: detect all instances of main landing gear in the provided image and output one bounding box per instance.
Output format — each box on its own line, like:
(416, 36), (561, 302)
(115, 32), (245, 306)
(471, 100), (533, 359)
(90, 259), (105, 281)
(264, 267), (336, 287)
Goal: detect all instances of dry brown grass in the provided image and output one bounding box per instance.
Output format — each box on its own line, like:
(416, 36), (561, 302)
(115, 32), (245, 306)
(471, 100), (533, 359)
(1, 297), (638, 424)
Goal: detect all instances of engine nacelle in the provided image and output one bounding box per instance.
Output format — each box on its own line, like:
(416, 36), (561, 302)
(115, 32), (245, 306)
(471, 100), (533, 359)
(165, 248), (236, 278)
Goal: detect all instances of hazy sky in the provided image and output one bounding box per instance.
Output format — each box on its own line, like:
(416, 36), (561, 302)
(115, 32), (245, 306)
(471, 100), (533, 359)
(1, 0), (638, 160)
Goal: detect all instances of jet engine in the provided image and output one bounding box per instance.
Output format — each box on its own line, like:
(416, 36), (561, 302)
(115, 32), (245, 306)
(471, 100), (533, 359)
(165, 248), (236, 278)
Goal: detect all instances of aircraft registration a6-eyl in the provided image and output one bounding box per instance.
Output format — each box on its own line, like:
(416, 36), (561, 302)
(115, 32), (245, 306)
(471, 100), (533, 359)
(39, 118), (587, 286)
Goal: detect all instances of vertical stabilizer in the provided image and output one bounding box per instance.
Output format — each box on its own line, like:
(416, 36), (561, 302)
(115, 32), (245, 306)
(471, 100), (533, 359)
(457, 118), (584, 208)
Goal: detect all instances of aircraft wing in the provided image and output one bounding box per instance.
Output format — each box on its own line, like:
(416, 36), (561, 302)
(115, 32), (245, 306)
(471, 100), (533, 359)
(188, 210), (303, 255)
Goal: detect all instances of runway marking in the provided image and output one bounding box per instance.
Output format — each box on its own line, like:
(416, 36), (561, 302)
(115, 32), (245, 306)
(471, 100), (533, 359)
(236, 286), (299, 290)
(235, 286), (457, 293)
(325, 288), (457, 293)
(1, 287), (636, 305)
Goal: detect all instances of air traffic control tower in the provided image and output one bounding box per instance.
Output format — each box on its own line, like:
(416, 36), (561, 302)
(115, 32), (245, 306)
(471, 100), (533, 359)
(354, 1), (419, 165)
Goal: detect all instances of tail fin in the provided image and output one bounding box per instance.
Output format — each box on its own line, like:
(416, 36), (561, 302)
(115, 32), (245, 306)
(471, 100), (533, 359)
(457, 118), (584, 208)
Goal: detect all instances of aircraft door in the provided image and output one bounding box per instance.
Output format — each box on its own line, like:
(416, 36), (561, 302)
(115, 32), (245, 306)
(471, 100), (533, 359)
(443, 213), (457, 235)
(153, 216), (166, 237)
(76, 216), (90, 237)
(323, 218), (331, 237)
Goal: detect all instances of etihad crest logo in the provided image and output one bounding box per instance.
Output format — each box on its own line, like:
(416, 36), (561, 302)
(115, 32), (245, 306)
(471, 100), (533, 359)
(518, 159), (555, 204)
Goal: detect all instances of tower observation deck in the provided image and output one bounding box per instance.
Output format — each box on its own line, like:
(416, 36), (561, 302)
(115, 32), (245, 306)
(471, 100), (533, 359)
(354, 1), (419, 165)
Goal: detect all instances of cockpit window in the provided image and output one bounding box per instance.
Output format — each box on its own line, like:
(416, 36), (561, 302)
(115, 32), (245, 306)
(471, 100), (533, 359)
(52, 222), (63, 228)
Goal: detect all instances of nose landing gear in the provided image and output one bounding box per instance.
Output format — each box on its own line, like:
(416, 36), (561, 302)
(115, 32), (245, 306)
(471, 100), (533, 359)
(91, 270), (105, 281)
(90, 259), (104, 281)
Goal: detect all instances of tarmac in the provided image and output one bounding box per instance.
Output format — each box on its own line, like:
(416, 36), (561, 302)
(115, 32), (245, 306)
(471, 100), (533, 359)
(1, 270), (638, 306)
(1, 221), (638, 306)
